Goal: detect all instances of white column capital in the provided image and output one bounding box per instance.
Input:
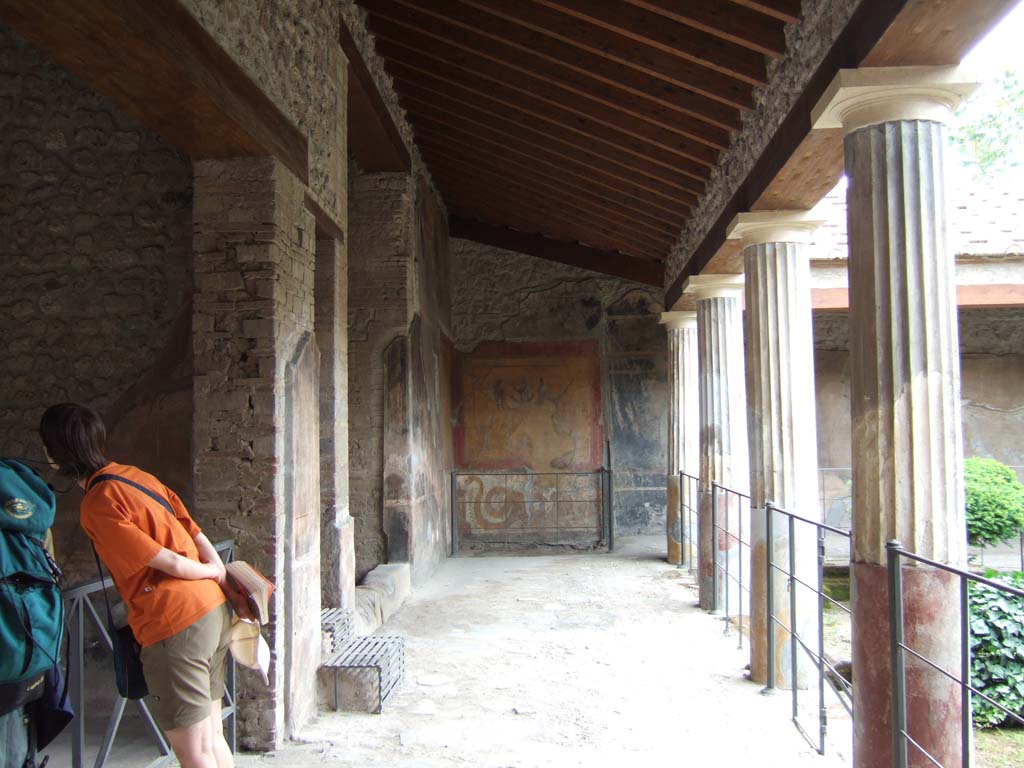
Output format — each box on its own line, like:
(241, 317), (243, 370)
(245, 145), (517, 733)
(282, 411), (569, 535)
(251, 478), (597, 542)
(726, 211), (825, 249)
(660, 311), (697, 330)
(811, 66), (979, 135)
(683, 273), (744, 301)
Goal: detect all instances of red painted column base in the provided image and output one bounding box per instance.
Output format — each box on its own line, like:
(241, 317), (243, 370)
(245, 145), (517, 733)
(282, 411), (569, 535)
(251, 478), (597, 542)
(852, 562), (963, 768)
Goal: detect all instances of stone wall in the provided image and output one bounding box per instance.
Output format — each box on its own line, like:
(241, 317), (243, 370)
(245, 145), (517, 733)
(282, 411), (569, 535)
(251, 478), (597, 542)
(178, 0), (347, 224)
(450, 239), (668, 535)
(348, 171), (413, 580)
(0, 25), (194, 582)
(815, 308), (1024, 473)
(192, 156), (320, 748)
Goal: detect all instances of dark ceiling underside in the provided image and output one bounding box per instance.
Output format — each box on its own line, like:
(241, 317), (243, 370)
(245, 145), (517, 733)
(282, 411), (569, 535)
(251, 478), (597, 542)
(357, 0), (799, 278)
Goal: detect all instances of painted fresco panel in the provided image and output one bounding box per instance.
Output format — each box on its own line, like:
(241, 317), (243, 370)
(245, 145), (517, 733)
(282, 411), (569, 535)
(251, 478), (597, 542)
(557, 500), (602, 529)
(558, 473), (601, 502)
(454, 341), (603, 472)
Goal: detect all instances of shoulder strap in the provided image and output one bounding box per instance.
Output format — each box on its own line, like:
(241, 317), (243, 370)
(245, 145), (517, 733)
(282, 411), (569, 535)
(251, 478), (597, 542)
(87, 474), (175, 518)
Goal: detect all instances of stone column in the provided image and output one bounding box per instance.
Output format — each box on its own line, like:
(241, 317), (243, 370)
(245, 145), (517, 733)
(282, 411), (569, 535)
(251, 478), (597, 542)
(728, 212), (823, 688)
(684, 275), (748, 612)
(813, 67), (978, 767)
(660, 311), (698, 566)
(192, 157), (321, 749)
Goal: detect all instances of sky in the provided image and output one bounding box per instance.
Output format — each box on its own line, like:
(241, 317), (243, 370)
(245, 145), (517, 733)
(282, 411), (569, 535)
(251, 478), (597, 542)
(963, 1), (1024, 75)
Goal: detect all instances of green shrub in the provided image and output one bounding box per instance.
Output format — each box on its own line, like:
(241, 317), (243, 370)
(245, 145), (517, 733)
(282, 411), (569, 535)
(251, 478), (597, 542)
(965, 458), (1024, 547)
(969, 570), (1024, 728)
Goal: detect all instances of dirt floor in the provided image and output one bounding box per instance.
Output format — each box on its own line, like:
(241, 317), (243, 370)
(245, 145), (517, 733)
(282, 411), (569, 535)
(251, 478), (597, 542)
(233, 536), (850, 768)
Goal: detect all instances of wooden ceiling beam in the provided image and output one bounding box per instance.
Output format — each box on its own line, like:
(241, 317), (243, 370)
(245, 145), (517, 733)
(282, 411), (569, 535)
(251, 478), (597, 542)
(460, 0), (759, 103)
(339, 12), (410, 172)
(362, 0), (750, 119)
(624, 0), (787, 57)
(450, 217), (665, 286)
(422, 146), (683, 243)
(448, 193), (663, 260)
(728, 0), (802, 25)
(441, 185), (670, 258)
(395, 76), (707, 187)
(0, 0), (307, 184)
(368, 16), (732, 148)
(376, 38), (721, 164)
(386, 58), (715, 174)
(416, 132), (690, 226)
(530, 0), (769, 84)
(413, 115), (696, 217)
(405, 100), (701, 202)
(426, 160), (680, 248)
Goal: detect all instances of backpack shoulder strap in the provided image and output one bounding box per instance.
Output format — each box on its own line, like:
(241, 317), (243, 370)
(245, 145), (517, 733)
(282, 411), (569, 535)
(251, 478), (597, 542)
(87, 474), (175, 518)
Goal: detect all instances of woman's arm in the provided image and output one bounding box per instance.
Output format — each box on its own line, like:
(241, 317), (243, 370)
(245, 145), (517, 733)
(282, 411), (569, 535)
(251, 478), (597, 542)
(146, 547), (223, 582)
(192, 532), (227, 584)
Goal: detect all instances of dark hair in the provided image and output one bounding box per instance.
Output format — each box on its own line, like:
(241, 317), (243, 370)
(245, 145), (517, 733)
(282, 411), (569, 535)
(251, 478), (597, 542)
(39, 403), (109, 479)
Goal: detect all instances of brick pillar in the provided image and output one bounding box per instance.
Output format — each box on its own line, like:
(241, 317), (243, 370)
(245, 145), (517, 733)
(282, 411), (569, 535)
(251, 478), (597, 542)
(728, 212), (823, 688)
(661, 311), (698, 566)
(192, 157), (321, 749)
(316, 235), (355, 610)
(813, 67), (978, 767)
(684, 274), (748, 613)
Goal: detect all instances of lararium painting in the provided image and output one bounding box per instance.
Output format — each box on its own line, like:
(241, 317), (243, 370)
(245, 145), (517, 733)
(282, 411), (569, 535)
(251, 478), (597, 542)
(454, 341), (604, 472)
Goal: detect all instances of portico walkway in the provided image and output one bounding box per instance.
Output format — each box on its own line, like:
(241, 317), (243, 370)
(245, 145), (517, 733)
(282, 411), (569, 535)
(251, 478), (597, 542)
(239, 537), (849, 768)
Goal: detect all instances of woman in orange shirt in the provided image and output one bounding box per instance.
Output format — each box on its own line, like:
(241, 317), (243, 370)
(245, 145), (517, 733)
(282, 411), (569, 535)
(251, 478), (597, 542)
(40, 403), (233, 768)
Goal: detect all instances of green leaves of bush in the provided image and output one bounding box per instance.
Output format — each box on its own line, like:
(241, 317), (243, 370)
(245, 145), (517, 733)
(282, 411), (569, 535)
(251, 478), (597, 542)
(969, 571), (1024, 729)
(965, 458), (1024, 547)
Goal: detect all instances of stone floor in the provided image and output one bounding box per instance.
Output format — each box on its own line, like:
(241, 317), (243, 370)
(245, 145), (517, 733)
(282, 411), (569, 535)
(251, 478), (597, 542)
(236, 535), (851, 767)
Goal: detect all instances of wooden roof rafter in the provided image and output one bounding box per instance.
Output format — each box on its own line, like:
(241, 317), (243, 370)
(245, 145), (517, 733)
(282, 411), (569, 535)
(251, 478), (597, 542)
(450, 217), (666, 286)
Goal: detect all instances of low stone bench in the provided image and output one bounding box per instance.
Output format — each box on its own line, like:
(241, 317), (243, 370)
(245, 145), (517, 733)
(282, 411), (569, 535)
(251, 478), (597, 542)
(320, 608), (405, 714)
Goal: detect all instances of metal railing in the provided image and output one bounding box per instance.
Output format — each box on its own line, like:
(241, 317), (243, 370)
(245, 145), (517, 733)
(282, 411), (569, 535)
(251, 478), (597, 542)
(678, 471), (700, 575)
(62, 540), (237, 768)
(450, 469), (613, 555)
(711, 482), (751, 647)
(764, 502), (853, 755)
(887, 541), (1024, 767)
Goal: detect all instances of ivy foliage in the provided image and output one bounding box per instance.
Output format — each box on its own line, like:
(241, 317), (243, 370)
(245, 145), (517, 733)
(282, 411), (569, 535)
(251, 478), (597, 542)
(970, 571), (1024, 729)
(964, 458), (1024, 548)
(950, 70), (1024, 177)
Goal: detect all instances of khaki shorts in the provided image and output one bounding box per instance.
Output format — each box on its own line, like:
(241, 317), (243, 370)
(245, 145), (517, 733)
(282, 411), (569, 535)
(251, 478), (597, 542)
(141, 603), (232, 731)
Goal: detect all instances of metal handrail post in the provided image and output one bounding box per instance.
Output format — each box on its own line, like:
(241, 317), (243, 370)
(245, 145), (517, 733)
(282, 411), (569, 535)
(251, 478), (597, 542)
(738, 493), (744, 649)
(711, 482), (719, 613)
(816, 527), (826, 755)
(450, 470), (458, 557)
(723, 485), (731, 633)
(70, 596), (84, 768)
(677, 471), (685, 569)
(789, 515), (798, 721)
(887, 541), (909, 768)
(764, 503), (776, 693)
(960, 578), (972, 767)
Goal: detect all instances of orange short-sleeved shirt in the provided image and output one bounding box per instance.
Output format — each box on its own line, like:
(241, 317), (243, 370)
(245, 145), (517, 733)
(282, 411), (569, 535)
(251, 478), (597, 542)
(81, 463), (225, 648)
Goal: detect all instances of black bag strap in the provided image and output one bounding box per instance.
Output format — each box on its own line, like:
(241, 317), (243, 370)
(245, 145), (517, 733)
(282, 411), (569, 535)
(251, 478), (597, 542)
(91, 545), (118, 638)
(87, 475), (175, 518)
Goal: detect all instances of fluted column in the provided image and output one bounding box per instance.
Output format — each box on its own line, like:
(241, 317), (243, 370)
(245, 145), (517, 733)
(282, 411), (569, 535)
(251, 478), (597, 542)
(661, 311), (698, 566)
(813, 67), (978, 768)
(728, 212), (823, 688)
(684, 274), (748, 611)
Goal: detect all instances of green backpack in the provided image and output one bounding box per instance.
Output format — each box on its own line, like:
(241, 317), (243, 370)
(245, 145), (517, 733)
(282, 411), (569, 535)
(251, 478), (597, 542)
(0, 459), (63, 685)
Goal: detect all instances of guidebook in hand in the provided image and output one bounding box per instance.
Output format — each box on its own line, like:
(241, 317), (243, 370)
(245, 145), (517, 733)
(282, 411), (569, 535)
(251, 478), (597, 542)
(222, 561), (275, 624)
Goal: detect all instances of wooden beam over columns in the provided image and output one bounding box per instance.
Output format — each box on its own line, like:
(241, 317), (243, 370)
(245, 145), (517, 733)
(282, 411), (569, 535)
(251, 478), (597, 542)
(0, 0), (309, 184)
(450, 217), (664, 286)
(666, 0), (1019, 308)
(339, 10), (411, 172)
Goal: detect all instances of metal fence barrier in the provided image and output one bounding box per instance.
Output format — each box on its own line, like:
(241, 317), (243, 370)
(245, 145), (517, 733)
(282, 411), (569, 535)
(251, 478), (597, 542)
(887, 541), (1024, 768)
(764, 502), (852, 755)
(62, 540), (237, 768)
(678, 471), (700, 576)
(711, 482), (751, 647)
